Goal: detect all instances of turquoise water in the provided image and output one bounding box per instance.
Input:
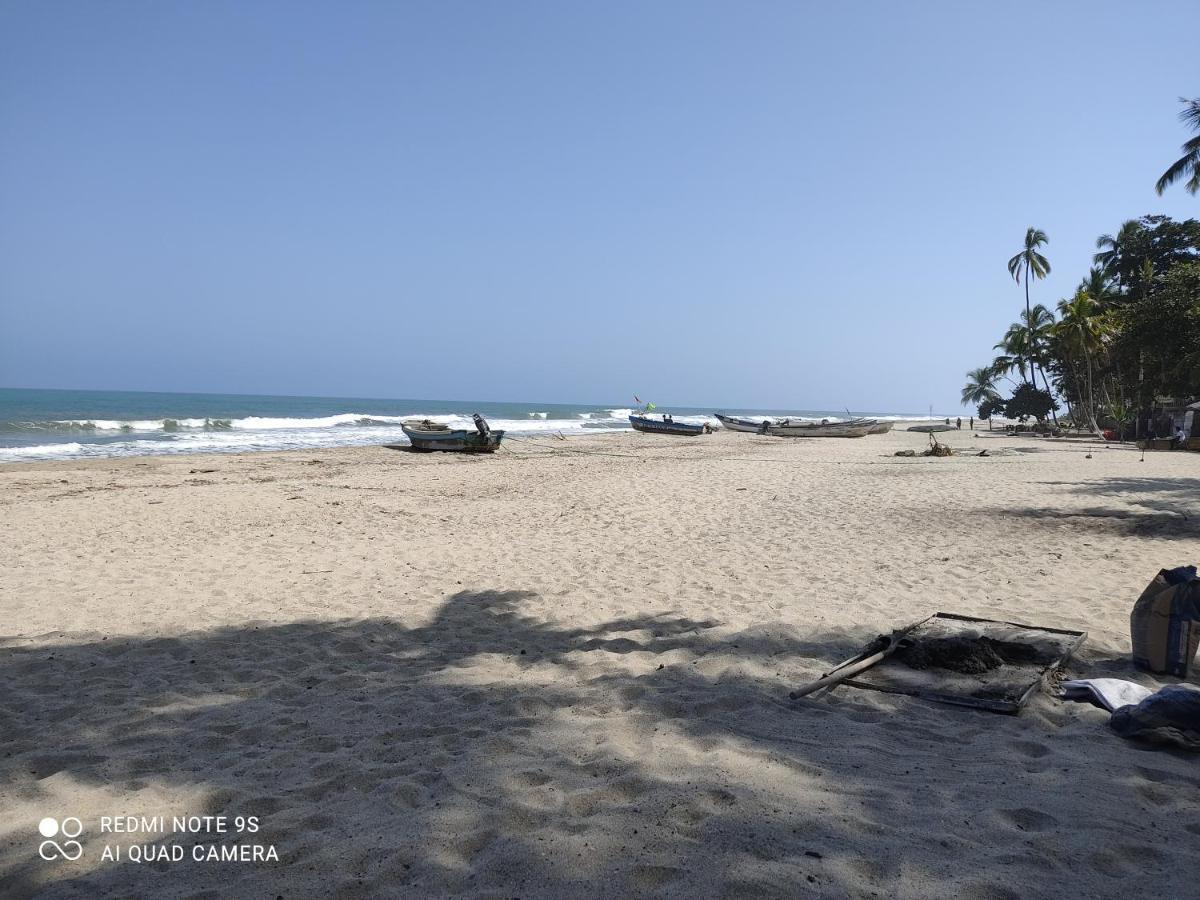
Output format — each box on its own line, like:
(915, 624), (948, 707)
(0, 387), (923, 461)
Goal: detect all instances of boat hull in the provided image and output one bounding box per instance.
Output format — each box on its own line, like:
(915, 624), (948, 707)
(629, 415), (709, 436)
(766, 422), (873, 438)
(714, 413), (773, 433)
(400, 426), (505, 452)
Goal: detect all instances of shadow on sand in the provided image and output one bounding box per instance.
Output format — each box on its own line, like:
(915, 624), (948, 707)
(995, 476), (1200, 540)
(2, 589), (1197, 898)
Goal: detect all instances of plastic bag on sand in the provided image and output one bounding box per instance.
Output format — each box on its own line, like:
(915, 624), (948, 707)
(1110, 684), (1200, 751)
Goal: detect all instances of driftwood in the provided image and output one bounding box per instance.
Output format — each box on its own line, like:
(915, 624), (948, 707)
(925, 434), (953, 457)
(894, 436), (954, 458)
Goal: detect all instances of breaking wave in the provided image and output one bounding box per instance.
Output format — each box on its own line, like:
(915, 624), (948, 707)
(0, 398), (930, 463)
(0, 410), (644, 461)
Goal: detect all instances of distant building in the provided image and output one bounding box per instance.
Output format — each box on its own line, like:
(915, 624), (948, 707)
(1185, 400), (1200, 440)
(1151, 396), (1198, 438)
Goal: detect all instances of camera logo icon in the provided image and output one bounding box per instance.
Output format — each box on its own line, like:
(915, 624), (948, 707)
(38, 817), (83, 861)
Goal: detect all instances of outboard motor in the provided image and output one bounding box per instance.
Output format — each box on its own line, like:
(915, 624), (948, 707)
(473, 413), (490, 436)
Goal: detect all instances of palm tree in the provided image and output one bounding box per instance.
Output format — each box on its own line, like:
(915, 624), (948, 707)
(995, 325), (1033, 387)
(962, 366), (1002, 430)
(1022, 303), (1059, 424)
(1155, 97), (1200, 195)
(1078, 266), (1116, 309)
(961, 367), (1001, 407)
(1007, 228), (1051, 374)
(1093, 220), (1142, 287)
(1055, 290), (1105, 434)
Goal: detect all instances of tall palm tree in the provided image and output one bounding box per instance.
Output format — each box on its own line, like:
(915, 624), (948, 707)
(1055, 290), (1105, 434)
(1155, 97), (1200, 195)
(1007, 228), (1051, 370)
(1073, 269), (1119, 413)
(1021, 303), (1059, 424)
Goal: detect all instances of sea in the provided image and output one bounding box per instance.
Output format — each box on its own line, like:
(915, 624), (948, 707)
(0, 388), (936, 463)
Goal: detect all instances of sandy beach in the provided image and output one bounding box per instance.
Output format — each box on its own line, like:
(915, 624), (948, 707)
(2, 427), (1198, 898)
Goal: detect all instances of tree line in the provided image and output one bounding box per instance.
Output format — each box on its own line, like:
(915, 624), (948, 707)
(962, 98), (1200, 435)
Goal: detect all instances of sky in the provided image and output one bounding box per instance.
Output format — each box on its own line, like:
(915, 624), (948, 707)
(0, 1), (1197, 413)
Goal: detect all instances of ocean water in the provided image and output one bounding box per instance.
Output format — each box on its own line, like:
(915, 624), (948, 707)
(0, 388), (931, 462)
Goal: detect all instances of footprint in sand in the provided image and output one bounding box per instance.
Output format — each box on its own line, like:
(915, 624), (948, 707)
(1134, 764), (1199, 787)
(631, 864), (683, 889)
(997, 807), (1059, 832)
(703, 787), (738, 809)
(1009, 739), (1052, 758)
(512, 770), (553, 787)
(957, 884), (1023, 900)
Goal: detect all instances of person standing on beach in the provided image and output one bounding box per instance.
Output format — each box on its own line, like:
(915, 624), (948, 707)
(970, 416), (974, 431)
(956, 417), (962, 429)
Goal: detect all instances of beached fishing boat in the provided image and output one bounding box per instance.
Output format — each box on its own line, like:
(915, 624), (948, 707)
(907, 424), (956, 433)
(767, 418), (874, 438)
(400, 414), (505, 452)
(717, 412), (881, 435)
(714, 413), (775, 433)
(629, 414), (711, 436)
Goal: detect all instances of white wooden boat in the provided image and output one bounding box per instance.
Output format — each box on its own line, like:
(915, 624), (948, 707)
(714, 413), (775, 433)
(400, 414), (504, 452)
(767, 418), (874, 438)
(716, 412), (879, 436)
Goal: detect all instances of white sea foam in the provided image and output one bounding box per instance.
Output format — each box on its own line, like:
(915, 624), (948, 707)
(1, 405), (931, 463)
(0, 414), (630, 462)
(0, 442), (84, 459)
(231, 414), (379, 430)
(36, 413), (414, 432)
(37, 417), (229, 432)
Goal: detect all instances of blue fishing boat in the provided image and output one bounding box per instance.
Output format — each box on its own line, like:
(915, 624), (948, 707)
(628, 414), (711, 436)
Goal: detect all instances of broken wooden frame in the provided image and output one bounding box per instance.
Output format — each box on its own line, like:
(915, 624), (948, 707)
(831, 612), (1087, 714)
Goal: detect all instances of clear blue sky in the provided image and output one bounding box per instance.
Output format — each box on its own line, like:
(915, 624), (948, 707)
(1, 1), (1196, 412)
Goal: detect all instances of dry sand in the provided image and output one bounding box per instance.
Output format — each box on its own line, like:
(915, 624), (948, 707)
(1, 427), (1198, 898)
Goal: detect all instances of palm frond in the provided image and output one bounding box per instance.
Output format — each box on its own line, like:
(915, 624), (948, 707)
(1025, 227), (1049, 249)
(1156, 152), (1198, 195)
(1028, 250), (1050, 279)
(1157, 98), (1200, 195)
(1178, 97), (1200, 130)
